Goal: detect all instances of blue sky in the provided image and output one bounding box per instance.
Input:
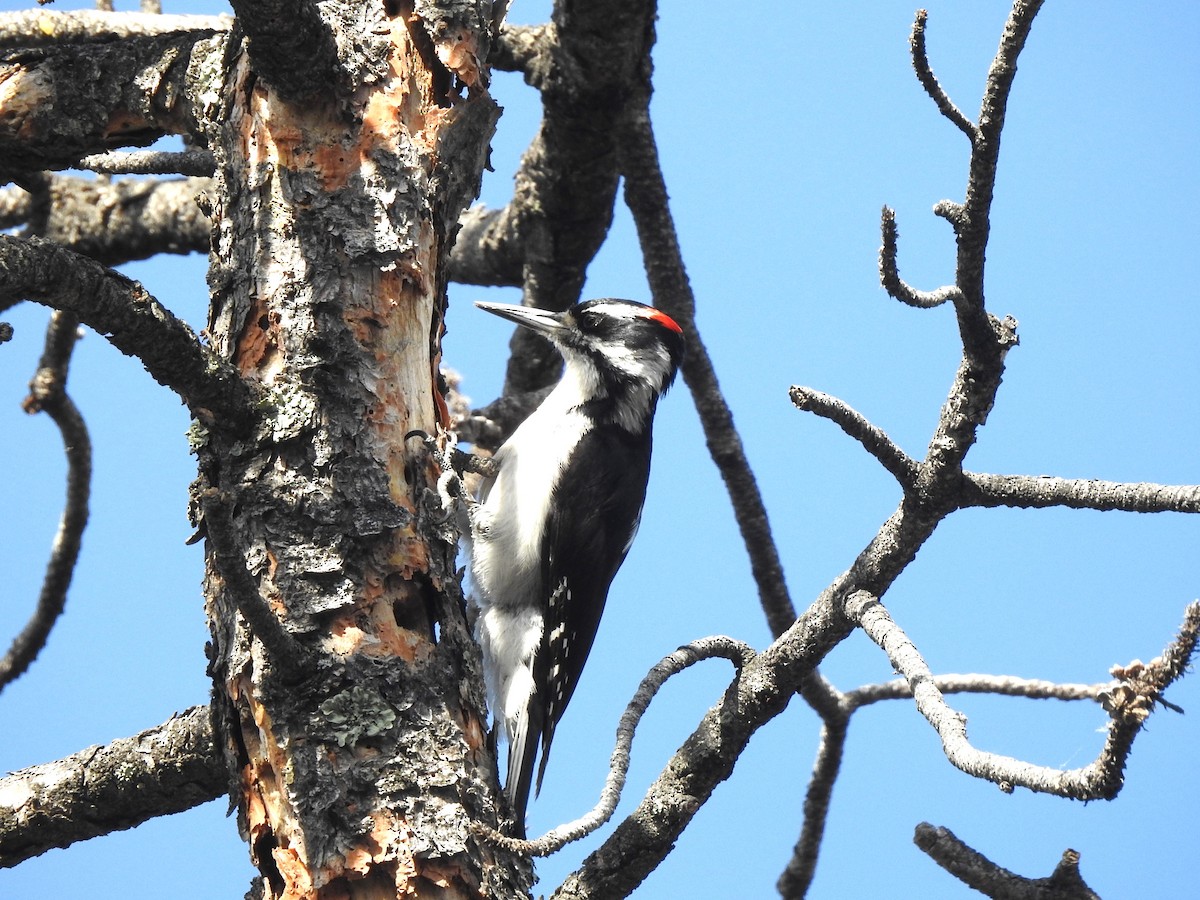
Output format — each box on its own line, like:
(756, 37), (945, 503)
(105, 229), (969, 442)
(1, 2), (1197, 897)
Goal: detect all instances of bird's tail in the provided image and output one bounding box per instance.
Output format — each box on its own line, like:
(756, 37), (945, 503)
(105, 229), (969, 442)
(505, 704), (542, 839)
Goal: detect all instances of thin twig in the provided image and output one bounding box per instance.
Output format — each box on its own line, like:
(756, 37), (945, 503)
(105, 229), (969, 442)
(0, 312), (91, 692)
(778, 668), (1112, 898)
(847, 673), (1108, 710)
(777, 679), (849, 899)
(475, 637), (756, 855)
(909, 10), (980, 142)
(878, 205), (964, 309)
(789, 385), (919, 487)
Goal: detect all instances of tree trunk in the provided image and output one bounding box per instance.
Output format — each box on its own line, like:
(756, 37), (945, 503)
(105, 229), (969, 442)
(192, 3), (529, 896)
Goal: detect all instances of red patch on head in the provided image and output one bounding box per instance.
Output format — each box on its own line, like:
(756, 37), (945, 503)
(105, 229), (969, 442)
(643, 309), (683, 334)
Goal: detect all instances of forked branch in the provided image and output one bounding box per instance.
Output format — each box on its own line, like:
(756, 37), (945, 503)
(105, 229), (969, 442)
(847, 591), (1200, 801)
(915, 825), (1101, 899)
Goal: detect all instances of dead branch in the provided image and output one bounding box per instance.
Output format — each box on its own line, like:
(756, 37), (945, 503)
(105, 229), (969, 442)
(76, 149), (216, 177)
(0, 312), (90, 692)
(621, 99), (798, 639)
(0, 706), (224, 867)
(960, 472), (1200, 514)
(0, 176), (211, 265)
(0, 29), (228, 176)
(789, 386), (920, 488)
(915, 824), (1101, 900)
(0, 9), (229, 49)
(847, 591), (1199, 801)
(0, 235), (251, 428)
(478, 637), (755, 856)
(909, 9), (980, 142)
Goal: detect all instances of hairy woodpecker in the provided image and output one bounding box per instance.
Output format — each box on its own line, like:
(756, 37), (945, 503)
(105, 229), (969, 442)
(466, 298), (684, 837)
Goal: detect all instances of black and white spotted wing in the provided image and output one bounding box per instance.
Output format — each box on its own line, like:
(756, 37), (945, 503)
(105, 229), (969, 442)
(504, 422), (654, 822)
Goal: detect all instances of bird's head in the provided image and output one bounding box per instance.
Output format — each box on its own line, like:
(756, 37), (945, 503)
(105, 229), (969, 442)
(476, 299), (685, 401)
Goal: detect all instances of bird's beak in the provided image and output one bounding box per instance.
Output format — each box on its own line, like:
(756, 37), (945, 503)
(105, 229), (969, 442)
(475, 301), (569, 340)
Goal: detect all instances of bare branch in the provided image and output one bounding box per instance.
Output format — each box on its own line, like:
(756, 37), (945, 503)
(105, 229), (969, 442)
(0, 235), (251, 428)
(909, 10), (980, 142)
(477, 637), (755, 856)
(492, 23), (555, 83)
(0, 176), (211, 265)
(471, 0), (658, 399)
(0, 29), (228, 174)
(198, 489), (311, 681)
(0, 312), (90, 692)
(553, 595), (850, 899)
(779, 669), (1112, 898)
(878, 205), (963, 308)
(847, 591), (1200, 801)
(961, 472), (1200, 514)
(789, 385), (919, 488)
(621, 100), (797, 639)
(225, 0), (339, 105)
(778, 677), (849, 899)
(848, 673), (1108, 710)
(76, 149), (216, 177)
(915, 825), (1101, 900)
(0, 9), (229, 49)
(952, 0), (1044, 354)
(0, 706), (224, 867)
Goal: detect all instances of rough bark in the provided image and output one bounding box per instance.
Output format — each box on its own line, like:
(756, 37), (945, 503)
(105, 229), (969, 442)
(192, 2), (529, 896)
(0, 707), (224, 867)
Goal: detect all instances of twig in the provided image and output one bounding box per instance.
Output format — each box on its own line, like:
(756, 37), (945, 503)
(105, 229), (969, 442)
(0, 706), (224, 867)
(909, 10), (980, 142)
(878, 205), (964, 308)
(789, 385), (919, 488)
(0, 312), (91, 692)
(474, 637), (755, 855)
(0, 235), (252, 430)
(75, 149), (216, 177)
(846, 591), (1200, 801)
(777, 677), (849, 899)
(914, 825), (1101, 900)
(778, 668), (1112, 898)
(620, 99), (797, 639)
(847, 673), (1108, 710)
(198, 490), (310, 681)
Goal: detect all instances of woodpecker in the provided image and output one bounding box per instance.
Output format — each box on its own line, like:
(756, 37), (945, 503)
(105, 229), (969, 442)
(465, 298), (684, 837)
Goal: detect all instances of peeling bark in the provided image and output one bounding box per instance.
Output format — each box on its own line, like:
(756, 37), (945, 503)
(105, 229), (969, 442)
(194, 2), (527, 896)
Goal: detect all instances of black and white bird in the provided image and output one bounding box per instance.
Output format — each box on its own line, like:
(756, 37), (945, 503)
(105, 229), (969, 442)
(465, 298), (684, 837)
